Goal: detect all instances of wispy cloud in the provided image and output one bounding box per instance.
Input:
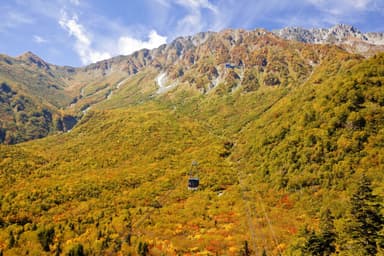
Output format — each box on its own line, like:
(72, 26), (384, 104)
(208, 0), (384, 30)
(154, 0), (171, 7)
(308, 0), (373, 12)
(59, 11), (111, 64)
(118, 30), (167, 55)
(153, 0), (221, 36)
(0, 9), (34, 31)
(33, 35), (48, 44)
(8, 11), (34, 24)
(58, 10), (167, 64)
(69, 0), (81, 5)
(175, 0), (218, 13)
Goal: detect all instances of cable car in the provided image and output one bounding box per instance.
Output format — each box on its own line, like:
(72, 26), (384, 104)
(225, 61), (243, 69)
(225, 63), (235, 69)
(188, 177), (199, 190)
(188, 161), (199, 190)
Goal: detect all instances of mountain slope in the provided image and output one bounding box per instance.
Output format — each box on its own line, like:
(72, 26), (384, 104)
(1, 25), (383, 144)
(0, 52), (79, 143)
(0, 37), (383, 255)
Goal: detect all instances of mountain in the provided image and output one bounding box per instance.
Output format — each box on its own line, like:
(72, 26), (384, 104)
(1, 25), (383, 145)
(0, 25), (383, 255)
(274, 24), (384, 45)
(274, 24), (384, 56)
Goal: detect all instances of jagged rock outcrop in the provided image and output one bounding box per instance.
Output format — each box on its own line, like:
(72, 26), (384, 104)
(17, 51), (51, 70)
(274, 24), (384, 45)
(273, 24), (384, 56)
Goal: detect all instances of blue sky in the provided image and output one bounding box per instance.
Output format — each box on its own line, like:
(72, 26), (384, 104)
(1, 0), (383, 67)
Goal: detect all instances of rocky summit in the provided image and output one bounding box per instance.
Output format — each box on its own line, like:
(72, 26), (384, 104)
(274, 24), (384, 56)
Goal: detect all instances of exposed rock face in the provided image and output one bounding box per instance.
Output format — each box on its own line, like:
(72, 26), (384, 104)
(17, 51), (51, 70)
(56, 115), (77, 132)
(274, 24), (384, 45)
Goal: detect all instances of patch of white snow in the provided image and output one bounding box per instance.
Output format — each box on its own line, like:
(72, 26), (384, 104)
(156, 72), (178, 94)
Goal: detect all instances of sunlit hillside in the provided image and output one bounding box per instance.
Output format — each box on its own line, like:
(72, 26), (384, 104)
(0, 28), (383, 255)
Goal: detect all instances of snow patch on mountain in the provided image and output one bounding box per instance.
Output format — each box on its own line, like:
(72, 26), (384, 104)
(156, 73), (178, 94)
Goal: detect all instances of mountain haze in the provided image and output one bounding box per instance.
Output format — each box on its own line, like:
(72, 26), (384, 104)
(0, 24), (383, 255)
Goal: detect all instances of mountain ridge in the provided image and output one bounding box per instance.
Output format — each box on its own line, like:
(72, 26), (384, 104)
(8, 24), (384, 70)
(273, 24), (384, 56)
(0, 24), (383, 144)
(273, 24), (384, 45)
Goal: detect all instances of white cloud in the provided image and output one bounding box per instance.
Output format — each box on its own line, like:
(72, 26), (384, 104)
(8, 11), (34, 24)
(59, 11), (167, 65)
(154, 0), (171, 7)
(178, 0), (220, 35)
(59, 12), (111, 64)
(69, 0), (81, 5)
(307, 0), (373, 12)
(118, 30), (167, 55)
(0, 9), (34, 31)
(175, 0), (218, 13)
(33, 35), (47, 43)
(153, 0), (221, 36)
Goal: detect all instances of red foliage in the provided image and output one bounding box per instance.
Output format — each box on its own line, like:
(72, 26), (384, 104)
(279, 194), (294, 209)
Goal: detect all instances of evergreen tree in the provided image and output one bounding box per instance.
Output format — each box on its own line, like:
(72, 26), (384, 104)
(348, 175), (383, 255)
(8, 231), (15, 249)
(37, 227), (55, 252)
(55, 241), (62, 256)
(303, 230), (324, 256)
(137, 241), (149, 256)
(262, 248), (267, 256)
(319, 209), (336, 255)
(68, 243), (85, 256)
(240, 240), (251, 256)
(303, 209), (336, 255)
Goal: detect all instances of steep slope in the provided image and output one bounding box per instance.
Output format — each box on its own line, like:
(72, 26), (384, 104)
(1, 25), (383, 145)
(0, 52), (79, 143)
(232, 52), (384, 255)
(0, 81), (55, 144)
(0, 25), (383, 253)
(0, 40), (383, 255)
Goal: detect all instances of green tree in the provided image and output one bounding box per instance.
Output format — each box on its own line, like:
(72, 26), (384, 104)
(67, 243), (85, 256)
(240, 240), (251, 256)
(302, 209), (336, 255)
(8, 231), (15, 249)
(55, 241), (62, 256)
(319, 209), (336, 255)
(303, 230), (324, 256)
(37, 227), (55, 252)
(137, 241), (149, 256)
(348, 175), (383, 255)
(261, 248), (267, 256)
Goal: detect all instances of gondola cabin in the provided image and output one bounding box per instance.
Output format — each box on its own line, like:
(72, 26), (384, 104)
(188, 161), (200, 190)
(225, 61), (243, 69)
(188, 177), (199, 190)
(225, 63), (236, 69)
